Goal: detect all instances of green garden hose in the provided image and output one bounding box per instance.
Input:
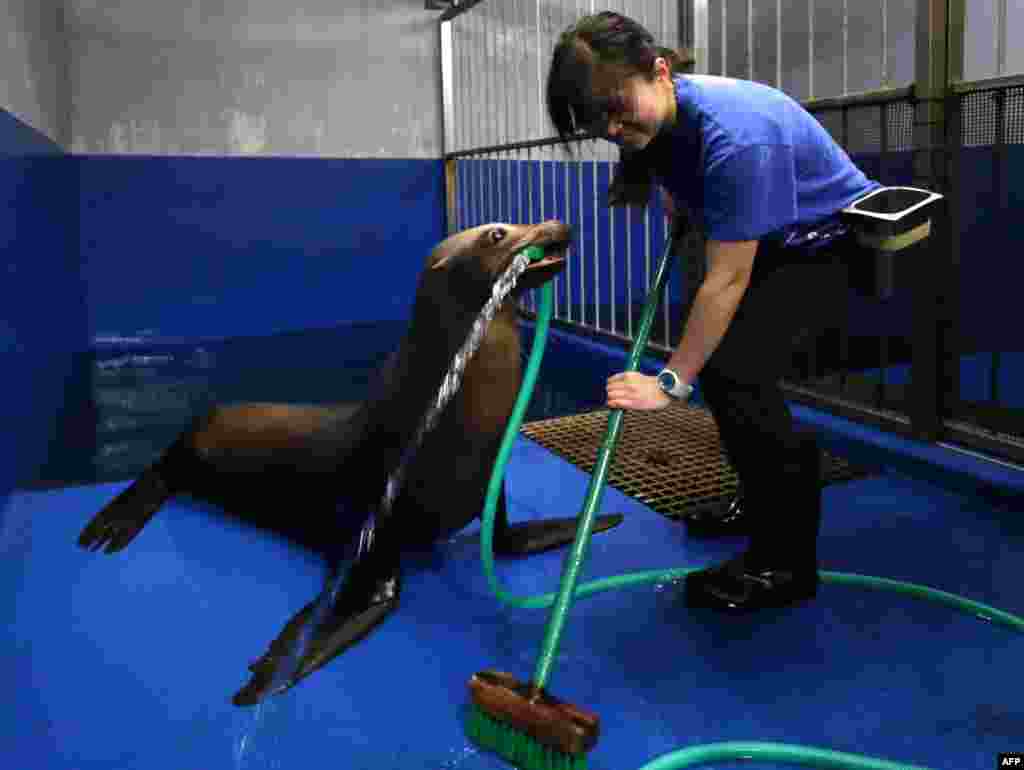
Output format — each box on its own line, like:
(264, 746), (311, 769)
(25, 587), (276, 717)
(474, 239), (1024, 769)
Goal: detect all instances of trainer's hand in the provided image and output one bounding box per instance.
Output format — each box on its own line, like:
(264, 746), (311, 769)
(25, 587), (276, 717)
(606, 372), (671, 411)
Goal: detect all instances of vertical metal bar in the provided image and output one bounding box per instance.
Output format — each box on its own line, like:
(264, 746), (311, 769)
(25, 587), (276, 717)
(808, 0), (814, 99)
(515, 0), (523, 234)
(694, 0), (709, 74)
(996, 0), (1007, 77)
(909, 0), (951, 441)
(591, 1), (598, 331)
(501, 1), (509, 231)
(460, 20), (468, 231)
(626, 203), (633, 339)
(747, 0), (753, 80)
(609, 156), (616, 335)
(721, 0), (727, 75)
(527, 147), (533, 244)
(842, 0), (848, 95)
(947, 0), (966, 84)
(460, 18), (470, 227)
(491, 6), (502, 227)
(578, 151), (585, 325)
(882, 0), (888, 85)
(563, 154), (571, 322)
(477, 158), (483, 228)
(474, 15), (483, 228)
(536, 0), (543, 163)
(441, 20), (454, 158)
(516, 147), (521, 226)
(492, 10), (499, 227)
(776, 0), (782, 88)
(441, 20), (455, 234)
(456, 19), (465, 229)
(461, 160), (467, 231)
(471, 13), (480, 226)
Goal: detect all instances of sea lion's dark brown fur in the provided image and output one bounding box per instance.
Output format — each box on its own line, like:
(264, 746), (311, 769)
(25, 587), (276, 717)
(76, 220), (623, 705)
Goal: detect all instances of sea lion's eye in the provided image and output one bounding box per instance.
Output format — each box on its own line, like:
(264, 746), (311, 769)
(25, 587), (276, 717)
(489, 228), (507, 244)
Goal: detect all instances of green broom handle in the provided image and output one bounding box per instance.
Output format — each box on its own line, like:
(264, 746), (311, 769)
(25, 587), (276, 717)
(531, 232), (677, 691)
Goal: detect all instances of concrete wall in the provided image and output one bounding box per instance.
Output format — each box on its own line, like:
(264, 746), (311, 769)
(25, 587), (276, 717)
(1, 0), (69, 146)
(67, 0), (442, 158)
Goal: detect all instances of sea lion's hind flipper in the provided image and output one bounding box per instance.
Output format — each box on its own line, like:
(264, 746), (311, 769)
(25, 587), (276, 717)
(491, 487), (624, 556)
(76, 465), (175, 553)
(492, 514), (624, 556)
(231, 553), (401, 707)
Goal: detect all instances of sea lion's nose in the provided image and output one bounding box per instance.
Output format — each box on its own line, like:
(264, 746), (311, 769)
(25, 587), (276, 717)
(544, 219), (573, 240)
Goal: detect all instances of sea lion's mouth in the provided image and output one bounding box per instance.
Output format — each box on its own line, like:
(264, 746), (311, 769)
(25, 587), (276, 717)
(513, 237), (569, 292)
(525, 254), (567, 270)
(524, 239), (571, 271)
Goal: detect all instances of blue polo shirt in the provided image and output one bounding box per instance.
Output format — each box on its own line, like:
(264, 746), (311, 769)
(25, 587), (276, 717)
(647, 75), (880, 243)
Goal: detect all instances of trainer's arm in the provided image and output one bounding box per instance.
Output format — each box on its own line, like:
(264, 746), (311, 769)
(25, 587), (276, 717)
(664, 238), (756, 384)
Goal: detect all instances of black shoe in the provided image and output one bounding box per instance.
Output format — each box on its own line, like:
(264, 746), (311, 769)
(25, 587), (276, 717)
(684, 554), (819, 612)
(681, 494), (748, 537)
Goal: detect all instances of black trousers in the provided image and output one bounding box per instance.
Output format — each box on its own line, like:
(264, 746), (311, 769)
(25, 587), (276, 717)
(697, 232), (854, 572)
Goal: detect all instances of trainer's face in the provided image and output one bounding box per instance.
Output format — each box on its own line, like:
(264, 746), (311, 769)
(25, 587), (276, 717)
(592, 57), (676, 149)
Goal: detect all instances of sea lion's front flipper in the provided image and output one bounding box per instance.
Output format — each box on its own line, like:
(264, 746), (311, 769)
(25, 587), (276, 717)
(231, 541), (401, 707)
(77, 467), (174, 553)
(76, 428), (199, 553)
(491, 486), (624, 557)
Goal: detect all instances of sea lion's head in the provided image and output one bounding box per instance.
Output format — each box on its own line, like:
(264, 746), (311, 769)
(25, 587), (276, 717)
(427, 220), (571, 305)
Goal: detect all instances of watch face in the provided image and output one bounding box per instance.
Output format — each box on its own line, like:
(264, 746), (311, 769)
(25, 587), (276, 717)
(658, 371), (676, 391)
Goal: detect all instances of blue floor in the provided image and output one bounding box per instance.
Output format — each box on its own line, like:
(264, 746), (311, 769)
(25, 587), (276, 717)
(4, 419), (1023, 769)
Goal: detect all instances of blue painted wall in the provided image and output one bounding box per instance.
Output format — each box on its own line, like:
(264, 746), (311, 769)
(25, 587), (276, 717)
(0, 109), (83, 516)
(79, 156), (445, 341)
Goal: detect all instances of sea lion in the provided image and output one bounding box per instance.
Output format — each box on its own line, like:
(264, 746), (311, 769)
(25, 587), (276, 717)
(76, 219), (624, 706)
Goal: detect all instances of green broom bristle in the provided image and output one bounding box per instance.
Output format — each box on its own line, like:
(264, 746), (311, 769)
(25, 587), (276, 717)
(464, 704), (588, 770)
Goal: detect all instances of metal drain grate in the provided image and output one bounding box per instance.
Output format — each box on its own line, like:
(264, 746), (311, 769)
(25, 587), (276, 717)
(520, 404), (876, 520)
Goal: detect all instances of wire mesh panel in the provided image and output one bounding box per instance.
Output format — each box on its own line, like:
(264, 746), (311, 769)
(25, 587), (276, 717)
(887, 100), (914, 151)
(961, 89), (1001, 148)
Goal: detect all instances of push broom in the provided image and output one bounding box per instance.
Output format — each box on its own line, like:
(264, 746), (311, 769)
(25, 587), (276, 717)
(464, 229), (679, 769)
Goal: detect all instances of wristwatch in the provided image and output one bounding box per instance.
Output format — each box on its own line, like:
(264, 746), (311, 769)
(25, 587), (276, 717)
(657, 368), (693, 401)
